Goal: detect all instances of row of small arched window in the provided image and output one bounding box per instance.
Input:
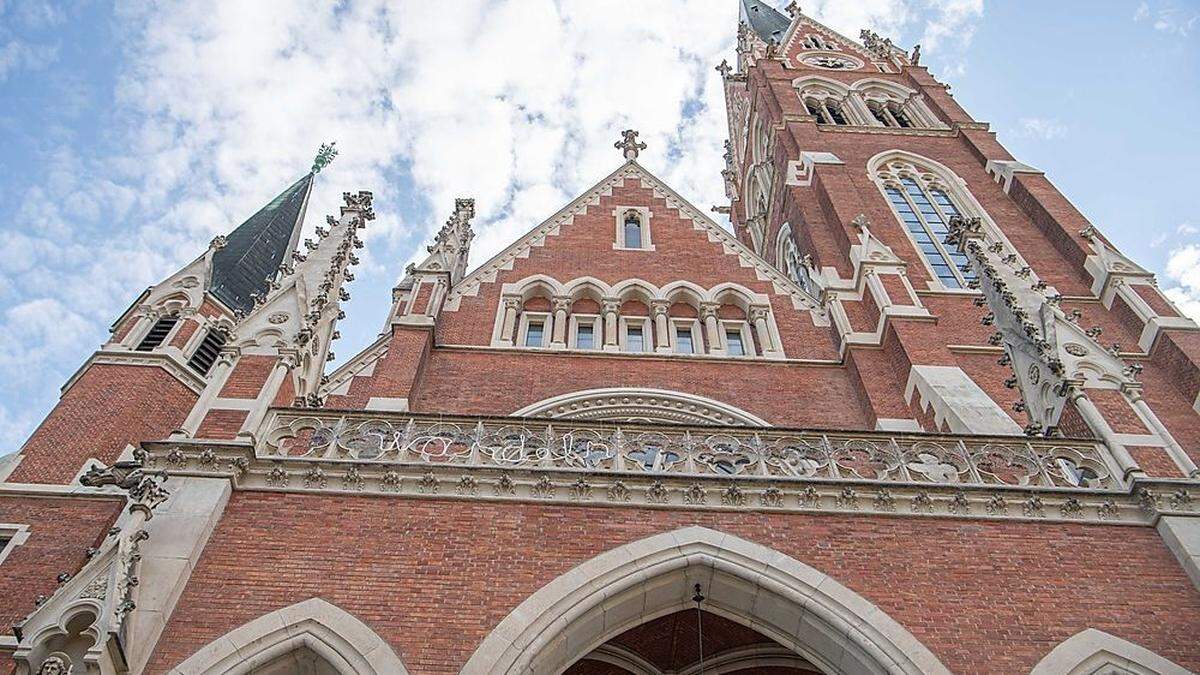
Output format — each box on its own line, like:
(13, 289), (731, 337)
(803, 98), (916, 128)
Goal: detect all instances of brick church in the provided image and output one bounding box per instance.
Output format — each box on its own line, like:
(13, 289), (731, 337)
(3, 2), (1199, 673)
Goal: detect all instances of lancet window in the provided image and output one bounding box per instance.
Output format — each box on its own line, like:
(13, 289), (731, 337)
(187, 328), (228, 375)
(776, 224), (815, 294)
(868, 100), (915, 128)
(136, 315), (178, 351)
(874, 157), (979, 290)
(804, 97), (850, 125)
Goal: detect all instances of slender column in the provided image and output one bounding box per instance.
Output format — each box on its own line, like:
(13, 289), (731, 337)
(550, 296), (571, 349)
(238, 353), (297, 439)
(1126, 388), (1200, 477)
(651, 300), (672, 353)
(173, 349), (238, 438)
(602, 298), (621, 352)
(701, 302), (724, 355)
(1071, 387), (1143, 481)
(750, 305), (773, 353)
(499, 296), (521, 343)
(847, 92), (874, 125)
(882, 104), (901, 128)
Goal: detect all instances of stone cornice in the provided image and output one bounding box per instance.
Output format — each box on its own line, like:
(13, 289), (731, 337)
(141, 441), (1199, 527)
(62, 350), (207, 396)
(817, 125), (958, 138)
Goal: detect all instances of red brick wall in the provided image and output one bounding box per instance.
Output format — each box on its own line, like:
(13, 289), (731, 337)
(146, 493), (1200, 675)
(0, 496), (122, 628)
(218, 355), (275, 399)
(11, 364), (197, 484)
(195, 409), (248, 440)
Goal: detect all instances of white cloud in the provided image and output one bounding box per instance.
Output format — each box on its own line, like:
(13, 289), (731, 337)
(0, 0), (989, 447)
(1134, 1), (1199, 36)
(1018, 117), (1068, 140)
(1164, 243), (1200, 321)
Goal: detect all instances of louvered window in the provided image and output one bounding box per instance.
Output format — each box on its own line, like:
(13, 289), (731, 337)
(187, 329), (227, 375)
(135, 316), (178, 351)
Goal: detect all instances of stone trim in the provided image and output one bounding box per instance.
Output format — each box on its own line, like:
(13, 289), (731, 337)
(62, 351), (207, 396)
(142, 440), (1200, 527)
(168, 597), (408, 675)
(458, 525), (952, 675)
(0, 523), (30, 566)
(1028, 628), (1191, 675)
(510, 387), (771, 426)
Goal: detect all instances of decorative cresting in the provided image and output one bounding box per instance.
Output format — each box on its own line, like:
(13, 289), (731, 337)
(459, 526), (952, 675)
(167, 598), (408, 675)
(254, 410), (1116, 488)
(511, 388), (771, 426)
(13, 450), (170, 674)
(1028, 628), (1191, 675)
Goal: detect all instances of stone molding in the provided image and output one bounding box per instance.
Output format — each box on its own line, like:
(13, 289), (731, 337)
(458, 525), (951, 675)
(510, 387), (771, 426)
(141, 411), (1200, 527)
(62, 351), (207, 396)
(167, 597), (408, 675)
(1028, 628), (1191, 675)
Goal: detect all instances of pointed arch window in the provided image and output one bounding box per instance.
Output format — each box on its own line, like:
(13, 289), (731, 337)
(777, 226), (814, 294)
(136, 315), (178, 351)
(882, 177), (976, 289)
(623, 214), (643, 249)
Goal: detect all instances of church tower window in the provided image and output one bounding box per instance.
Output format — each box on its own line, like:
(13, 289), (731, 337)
(623, 214), (642, 249)
(805, 98), (849, 125)
(882, 176), (976, 289)
(187, 328), (227, 375)
(136, 316), (178, 351)
(613, 207), (653, 250)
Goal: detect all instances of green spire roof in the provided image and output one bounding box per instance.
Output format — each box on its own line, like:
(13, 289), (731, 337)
(740, 0), (791, 43)
(209, 172), (313, 314)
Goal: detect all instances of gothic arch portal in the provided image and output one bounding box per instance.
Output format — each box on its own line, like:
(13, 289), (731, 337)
(460, 525), (950, 675)
(1028, 628), (1191, 675)
(167, 597), (408, 675)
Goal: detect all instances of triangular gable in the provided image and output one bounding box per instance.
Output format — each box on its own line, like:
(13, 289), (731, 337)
(442, 160), (822, 314)
(778, 12), (879, 65)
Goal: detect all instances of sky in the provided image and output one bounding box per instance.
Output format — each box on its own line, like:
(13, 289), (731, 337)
(0, 0), (1198, 453)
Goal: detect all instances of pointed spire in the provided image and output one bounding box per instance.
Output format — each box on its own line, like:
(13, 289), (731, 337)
(739, 0), (791, 43)
(209, 172), (314, 315)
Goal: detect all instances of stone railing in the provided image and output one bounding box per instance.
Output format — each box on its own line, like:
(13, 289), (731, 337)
(257, 409), (1121, 491)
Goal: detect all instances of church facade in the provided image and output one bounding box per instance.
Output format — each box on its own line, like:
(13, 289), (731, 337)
(3, 2), (1200, 674)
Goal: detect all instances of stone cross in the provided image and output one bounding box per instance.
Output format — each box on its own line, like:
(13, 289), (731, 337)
(615, 129), (647, 161)
(785, 1), (801, 18)
(715, 59), (732, 79)
(311, 141), (338, 174)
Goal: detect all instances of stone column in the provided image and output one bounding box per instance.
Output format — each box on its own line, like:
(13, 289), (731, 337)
(1126, 387), (1200, 477)
(701, 302), (724, 355)
(651, 300), (671, 353)
(238, 353), (297, 439)
(173, 348), (238, 438)
(1071, 387), (1143, 481)
(750, 304), (773, 353)
(602, 298), (621, 352)
(550, 296), (571, 349)
(499, 296), (521, 343)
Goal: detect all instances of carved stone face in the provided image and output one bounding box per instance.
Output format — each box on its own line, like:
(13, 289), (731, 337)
(39, 655), (70, 675)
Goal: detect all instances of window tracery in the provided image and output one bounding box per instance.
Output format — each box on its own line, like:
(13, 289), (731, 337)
(776, 224), (815, 294)
(873, 157), (980, 290)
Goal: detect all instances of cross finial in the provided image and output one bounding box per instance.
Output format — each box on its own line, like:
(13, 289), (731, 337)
(715, 59), (732, 79)
(311, 141), (338, 174)
(785, 1), (801, 18)
(615, 129), (647, 161)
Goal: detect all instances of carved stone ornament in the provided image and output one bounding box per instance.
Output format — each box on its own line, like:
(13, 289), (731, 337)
(268, 312), (290, 325)
(1064, 343), (1088, 357)
(614, 129), (647, 160)
(37, 654), (73, 675)
(79, 452), (169, 513)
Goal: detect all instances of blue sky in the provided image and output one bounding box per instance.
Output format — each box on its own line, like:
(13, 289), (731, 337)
(1, 0), (1198, 452)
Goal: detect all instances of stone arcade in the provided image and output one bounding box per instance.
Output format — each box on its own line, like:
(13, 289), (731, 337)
(2, 2), (1199, 674)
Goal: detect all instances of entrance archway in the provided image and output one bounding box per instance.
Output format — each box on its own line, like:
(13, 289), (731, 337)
(461, 526), (948, 675)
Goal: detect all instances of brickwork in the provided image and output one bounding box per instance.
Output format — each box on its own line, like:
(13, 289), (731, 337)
(194, 409), (249, 440)
(0, 496), (122, 628)
(147, 493), (1200, 675)
(218, 355), (275, 399)
(10, 364), (197, 484)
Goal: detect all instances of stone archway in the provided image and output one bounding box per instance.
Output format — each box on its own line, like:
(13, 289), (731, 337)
(1028, 628), (1191, 675)
(167, 597), (407, 675)
(460, 526), (949, 675)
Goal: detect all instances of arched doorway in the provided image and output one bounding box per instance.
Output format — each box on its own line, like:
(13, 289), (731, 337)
(461, 526), (948, 675)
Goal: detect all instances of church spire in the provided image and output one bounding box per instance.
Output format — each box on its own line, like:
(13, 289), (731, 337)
(739, 0), (790, 44)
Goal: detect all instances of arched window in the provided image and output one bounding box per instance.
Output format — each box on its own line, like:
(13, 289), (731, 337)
(777, 225), (814, 294)
(805, 97), (849, 125)
(623, 213), (643, 249)
(187, 328), (228, 375)
(881, 175), (976, 289)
